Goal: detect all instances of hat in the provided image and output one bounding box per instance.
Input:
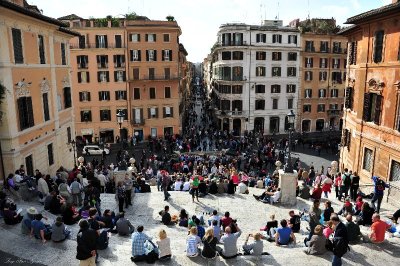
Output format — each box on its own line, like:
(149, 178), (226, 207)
(27, 207), (38, 215)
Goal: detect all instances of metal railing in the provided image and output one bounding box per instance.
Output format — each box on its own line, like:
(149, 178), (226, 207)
(69, 43), (126, 49)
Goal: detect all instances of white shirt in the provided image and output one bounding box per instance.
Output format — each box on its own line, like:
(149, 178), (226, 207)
(97, 174), (106, 187)
(271, 190), (281, 203)
(238, 182), (248, 194)
(174, 181), (183, 191)
(182, 181), (190, 191)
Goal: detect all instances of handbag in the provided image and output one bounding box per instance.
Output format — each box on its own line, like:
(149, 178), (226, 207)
(189, 188), (194, 195)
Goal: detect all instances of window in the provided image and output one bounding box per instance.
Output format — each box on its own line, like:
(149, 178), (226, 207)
(17, 96), (34, 130)
(342, 129), (351, 150)
(232, 100), (242, 111)
(256, 66), (265, 76)
(98, 91), (110, 101)
(349, 42), (357, 65)
(256, 33), (266, 43)
(151, 128), (157, 137)
(287, 98), (293, 109)
(288, 35), (297, 44)
(97, 55), (108, 68)
(146, 50), (157, 61)
(363, 93), (383, 124)
(305, 41), (314, 52)
(272, 34), (282, 43)
(255, 100), (265, 110)
(115, 35), (122, 48)
(373, 30), (384, 63)
(286, 84), (296, 93)
(130, 33), (140, 42)
(272, 99), (278, 109)
(320, 58), (327, 68)
(115, 90), (127, 100)
(165, 87), (171, 98)
(61, 43), (66, 65)
(42, 93), (50, 121)
(63, 87), (72, 108)
(320, 41), (329, 52)
(270, 117), (280, 133)
(287, 67), (296, 77)
(331, 89), (339, 98)
(164, 68), (170, 79)
(305, 89), (312, 98)
(233, 33), (243, 45)
(332, 72), (342, 83)
(12, 28), (24, 63)
(232, 51), (243, 60)
(232, 66), (243, 81)
(148, 107), (158, 118)
(319, 71), (327, 81)
(80, 110), (92, 122)
(305, 71), (313, 81)
(305, 57), (313, 68)
(362, 148), (373, 172)
(272, 52), (282, 61)
(134, 88), (140, 100)
(78, 72), (90, 83)
(319, 89), (326, 98)
(163, 107), (174, 118)
(67, 127), (72, 143)
(79, 91), (91, 101)
(272, 67), (281, 77)
(332, 58), (340, 69)
(389, 160), (400, 182)
(100, 109), (111, 121)
(78, 35), (86, 48)
(132, 68), (139, 80)
(47, 143), (54, 166)
(303, 104), (311, 112)
(221, 100), (230, 111)
(232, 85), (243, 94)
(25, 155), (33, 177)
(345, 87), (354, 110)
(77, 55), (88, 69)
(38, 35), (45, 65)
(146, 33), (156, 42)
(222, 51), (231, 60)
(162, 50), (172, 61)
(288, 52), (297, 61)
(97, 71), (109, 82)
(163, 34), (170, 42)
(271, 84), (281, 93)
(114, 55), (125, 67)
(317, 104), (325, 112)
(132, 108), (144, 124)
(221, 33), (231, 46)
(130, 50), (141, 61)
(333, 42), (342, 53)
(95, 35), (108, 48)
(329, 104), (339, 110)
(255, 84), (265, 93)
(256, 51), (266, 60)
(116, 109), (128, 120)
(316, 119), (325, 131)
(147, 87), (156, 99)
(114, 71), (126, 82)
(148, 68), (155, 80)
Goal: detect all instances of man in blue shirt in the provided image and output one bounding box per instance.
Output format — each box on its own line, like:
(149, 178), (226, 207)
(131, 225), (151, 262)
(371, 176), (389, 213)
(274, 219), (295, 246)
(30, 214), (51, 243)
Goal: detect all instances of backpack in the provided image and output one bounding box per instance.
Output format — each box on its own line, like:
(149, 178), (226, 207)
(343, 174), (351, 187)
(96, 230), (109, 250)
(376, 179), (385, 191)
(333, 237), (350, 257)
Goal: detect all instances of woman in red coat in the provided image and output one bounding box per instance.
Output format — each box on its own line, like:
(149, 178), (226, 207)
(311, 184), (323, 200)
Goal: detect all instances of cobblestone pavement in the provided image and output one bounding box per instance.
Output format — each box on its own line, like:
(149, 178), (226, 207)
(1, 185), (399, 266)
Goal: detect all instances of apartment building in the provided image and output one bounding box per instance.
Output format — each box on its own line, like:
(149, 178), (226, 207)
(60, 16), (186, 142)
(339, 0), (400, 183)
(0, 0), (78, 177)
(297, 19), (348, 133)
(210, 20), (301, 135)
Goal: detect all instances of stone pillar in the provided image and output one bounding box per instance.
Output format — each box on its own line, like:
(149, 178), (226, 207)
(278, 169), (298, 205)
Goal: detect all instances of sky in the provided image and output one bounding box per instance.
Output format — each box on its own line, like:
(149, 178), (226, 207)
(30, 0), (392, 63)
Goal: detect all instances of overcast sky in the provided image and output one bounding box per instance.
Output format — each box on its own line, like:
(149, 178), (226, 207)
(30, 0), (391, 63)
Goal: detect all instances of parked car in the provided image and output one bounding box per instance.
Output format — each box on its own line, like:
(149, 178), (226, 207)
(82, 145), (110, 155)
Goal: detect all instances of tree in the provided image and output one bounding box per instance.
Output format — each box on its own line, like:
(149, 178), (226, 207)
(166, 15), (175, 22)
(125, 12), (137, 20)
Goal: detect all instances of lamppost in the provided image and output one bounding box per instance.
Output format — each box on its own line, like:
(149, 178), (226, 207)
(116, 110), (124, 149)
(68, 139), (77, 167)
(284, 110), (296, 173)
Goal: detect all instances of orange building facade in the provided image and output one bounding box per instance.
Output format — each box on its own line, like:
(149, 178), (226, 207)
(299, 32), (347, 132)
(61, 16), (186, 143)
(0, 0), (78, 177)
(339, 1), (400, 184)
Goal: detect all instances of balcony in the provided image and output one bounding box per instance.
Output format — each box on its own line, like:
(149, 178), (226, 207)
(69, 43), (126, 49)
(305, 47), (315, 52)
(332, 48), (343, 54)
(319, 48), (330, 53)
(132, 75), (181, 81)
(214, 110), (247, 117)
(213, 76), (247, 82)
(131, 119), (145, 126)
(97, 63), (108, 69)
(220, 41), (248, 47)
(114, 63), (126, 68)
(327, 110), (341, 116)
(77, 64), (88, 69)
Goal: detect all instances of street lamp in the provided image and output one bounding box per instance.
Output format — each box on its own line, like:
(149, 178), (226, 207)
(116, 110), (124, 147)
(68, 139), (77, 168)
(284, 110), (296, 173)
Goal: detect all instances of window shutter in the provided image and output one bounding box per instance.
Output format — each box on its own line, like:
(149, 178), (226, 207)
(374, 95), (383, 125)
(345, 87), (352, 109)
(163, 107), (166, 118)
(138, 34), (140, 42)
(146, 50), (149, 61)
(130, 50), (133, 61)
(12, 29), (23, 63)
(95, 35), (99, 48)
(263, 34), (266, 42)
(113, 55), (117, 64)
(96, 55), (100, 63)
(122, 55), (125, 63)
(114, 71), (117, 82)
(78, 72), (82, 83)
(88, 92), (91, 101)
(97, 72), (101, 82)
(87, 72), (90, 83)
(256, 34), (260, 43)
(154, 50), (157, 61)
(154, 34), (156, 42)
(104, 35), (108, 48)
(170, 107), (174, 117)
(294, 36), (297, 44)
(148, 108), (151, 119)
(273, 35), (276, 43)
(363, 93), (371, 121)
(79, 92), (83, 101)
(162, 50), (165, 61)
(123, 71), (126, 81)
(138, 50), (141, 61)
(156, 108), (159, 118)
(140, 109), (143, 121)
(145, 34), (148, 42)
(169, 50), (172, 61)
(26, 97), (34, 127)
(129, 34), (133, 42)
(132, 109), (136, 121)
(106, 71), (109, 82)
(77, 56), (80, 64)
(80, 111), (84, 122)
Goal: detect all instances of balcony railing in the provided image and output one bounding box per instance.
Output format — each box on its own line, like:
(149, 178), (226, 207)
(327, 110), (341, 116)
(213, 76), (247, 82)
(69, 43), (126, 49)
(305, 47), (315, 52)
(220, 41), (248, 47)
(131, 119), (145, 125)
(215, 110), (247, 117)
(77, 64), (88, 69)
(131, 75), (181, 81)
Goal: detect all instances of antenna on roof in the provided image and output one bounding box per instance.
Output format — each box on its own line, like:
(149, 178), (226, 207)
(307, 0), (310, 20)
(276, 1), (280, 20)
(260, 3), (263, 24)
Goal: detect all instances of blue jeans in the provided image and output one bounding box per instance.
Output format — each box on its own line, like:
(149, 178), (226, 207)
(332, 255), (342, 266)
(371, 194), (383, 213)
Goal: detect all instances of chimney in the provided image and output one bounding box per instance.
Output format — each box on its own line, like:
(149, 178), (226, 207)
(393, 0), (399, 3)
(9, 0), (25, 7)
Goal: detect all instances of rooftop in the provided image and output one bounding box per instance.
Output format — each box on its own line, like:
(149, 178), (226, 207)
(345, 1), (400, 24)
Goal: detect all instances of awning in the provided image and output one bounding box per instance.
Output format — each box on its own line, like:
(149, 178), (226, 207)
(81, 129), (93, 135)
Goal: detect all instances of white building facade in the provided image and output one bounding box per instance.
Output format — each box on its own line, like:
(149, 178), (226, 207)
(210, 21), (301, 135)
